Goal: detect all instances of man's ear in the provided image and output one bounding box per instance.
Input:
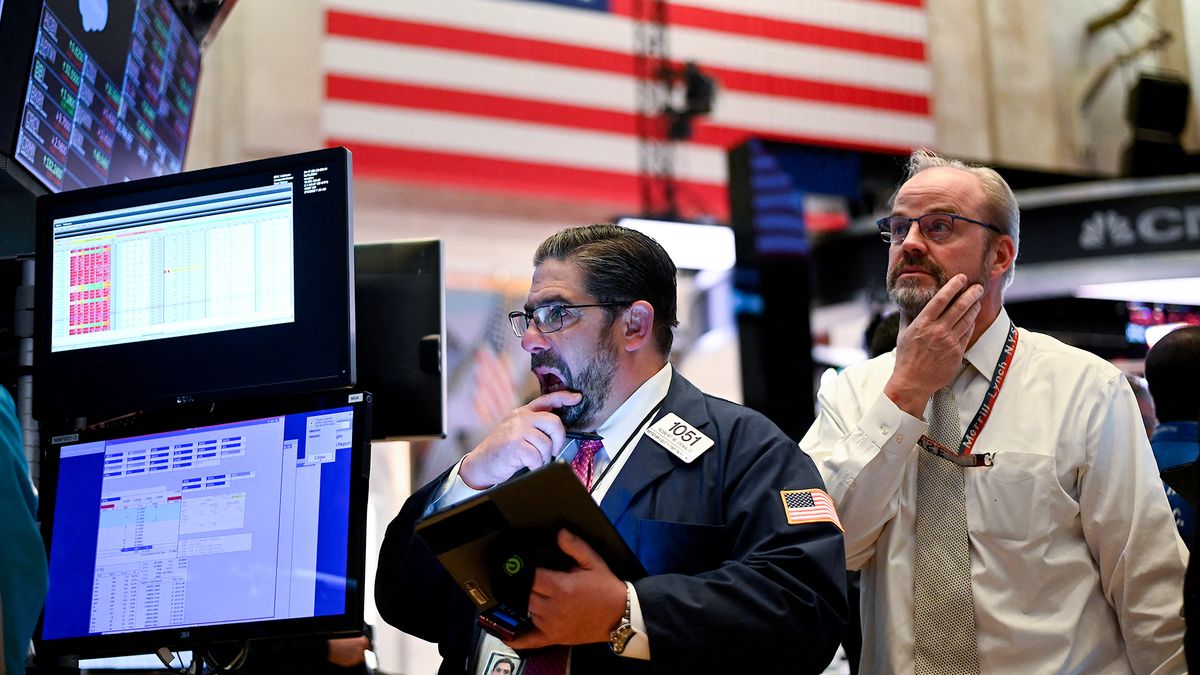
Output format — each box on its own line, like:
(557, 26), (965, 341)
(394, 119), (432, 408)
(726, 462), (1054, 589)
(622, 301), (655, 352)
(989, 235), (1016, 282)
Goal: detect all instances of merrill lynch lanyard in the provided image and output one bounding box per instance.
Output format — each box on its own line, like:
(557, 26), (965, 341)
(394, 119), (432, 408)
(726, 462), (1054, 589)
(916, 321), (1018, 468)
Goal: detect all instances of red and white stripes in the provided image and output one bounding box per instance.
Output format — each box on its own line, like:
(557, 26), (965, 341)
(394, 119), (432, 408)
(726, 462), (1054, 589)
(322, 0), (933, 218)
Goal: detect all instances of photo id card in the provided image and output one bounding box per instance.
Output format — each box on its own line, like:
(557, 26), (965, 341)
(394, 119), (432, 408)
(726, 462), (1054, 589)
(483, 649), (522, 675)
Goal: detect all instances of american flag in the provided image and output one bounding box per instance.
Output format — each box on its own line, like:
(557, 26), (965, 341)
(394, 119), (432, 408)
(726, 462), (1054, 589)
(321, 0), (933, 220)
(781, 489), (842, 529)
(470, 294), (519, 427)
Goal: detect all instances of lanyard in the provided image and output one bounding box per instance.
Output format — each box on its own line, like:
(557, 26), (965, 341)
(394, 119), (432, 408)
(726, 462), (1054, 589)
(916, 321), (1018, 468)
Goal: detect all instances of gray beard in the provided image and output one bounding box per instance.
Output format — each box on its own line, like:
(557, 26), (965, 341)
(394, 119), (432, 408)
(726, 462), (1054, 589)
(886, 247), (991, 317)
(888, 284), (938, 317)
(886, 257), (948, 316)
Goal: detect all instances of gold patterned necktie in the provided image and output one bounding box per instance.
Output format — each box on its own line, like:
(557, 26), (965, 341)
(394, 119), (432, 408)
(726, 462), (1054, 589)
(913, 367), (981, 674)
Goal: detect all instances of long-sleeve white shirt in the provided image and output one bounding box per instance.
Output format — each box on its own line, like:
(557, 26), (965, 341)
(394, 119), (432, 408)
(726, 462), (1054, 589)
(801, 308), (1186, 674)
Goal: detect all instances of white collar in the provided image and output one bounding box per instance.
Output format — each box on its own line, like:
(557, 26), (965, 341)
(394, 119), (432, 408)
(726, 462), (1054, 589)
(593, 363), (673, 451)
(964, 307), (1012, 379)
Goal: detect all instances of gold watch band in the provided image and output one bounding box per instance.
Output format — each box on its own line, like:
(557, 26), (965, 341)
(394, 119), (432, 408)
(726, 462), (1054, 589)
(609, 583), (635, 654)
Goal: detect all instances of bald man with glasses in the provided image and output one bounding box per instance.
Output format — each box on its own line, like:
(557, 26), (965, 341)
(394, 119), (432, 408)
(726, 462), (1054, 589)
(801, 149), (1186, 674)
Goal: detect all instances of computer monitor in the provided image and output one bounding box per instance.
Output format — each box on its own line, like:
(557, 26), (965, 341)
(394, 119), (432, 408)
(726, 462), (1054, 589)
(33, 146), (355, 422)
(9, 0), (202, 193)
(354, 239), (446, 440)
(36, 389), (372, 658)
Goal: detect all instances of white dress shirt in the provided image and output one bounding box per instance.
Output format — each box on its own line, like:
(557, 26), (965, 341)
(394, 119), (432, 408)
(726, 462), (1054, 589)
(433, 364), (674, 674)
(800, 308), (1187, 674)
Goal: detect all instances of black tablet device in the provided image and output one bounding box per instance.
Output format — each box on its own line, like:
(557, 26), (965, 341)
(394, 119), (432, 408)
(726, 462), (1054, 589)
(1162, 461), (1199, 509)
(414, 462), (646, 640)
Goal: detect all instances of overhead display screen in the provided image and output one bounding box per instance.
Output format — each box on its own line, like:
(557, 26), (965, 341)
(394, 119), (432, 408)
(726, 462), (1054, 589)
(14, 0), (201, 192)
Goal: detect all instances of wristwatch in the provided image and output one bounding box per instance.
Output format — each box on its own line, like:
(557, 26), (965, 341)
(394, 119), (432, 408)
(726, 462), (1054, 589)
(609, 583), (636, 654)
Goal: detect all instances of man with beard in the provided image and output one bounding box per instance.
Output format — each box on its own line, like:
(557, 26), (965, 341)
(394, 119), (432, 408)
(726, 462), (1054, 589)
(376, 224), (847, 675)
(800, 149), (1187, 674)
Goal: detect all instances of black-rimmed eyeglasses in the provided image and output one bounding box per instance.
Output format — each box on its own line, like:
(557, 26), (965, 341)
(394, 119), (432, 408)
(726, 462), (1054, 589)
(876, 212), (1005, 245)
(508, 303), (627, 337)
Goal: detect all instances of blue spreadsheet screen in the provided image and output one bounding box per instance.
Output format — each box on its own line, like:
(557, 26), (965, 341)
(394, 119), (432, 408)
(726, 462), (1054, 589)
(42, 406), (354, 639)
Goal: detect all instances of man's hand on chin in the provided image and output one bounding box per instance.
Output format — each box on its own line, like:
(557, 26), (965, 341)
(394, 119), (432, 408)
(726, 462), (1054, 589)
(460, 391), (582, 489)
(885, 274), (984, 417)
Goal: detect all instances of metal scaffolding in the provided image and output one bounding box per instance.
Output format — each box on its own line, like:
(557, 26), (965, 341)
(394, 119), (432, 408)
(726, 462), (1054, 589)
(631, 0), (678, 219)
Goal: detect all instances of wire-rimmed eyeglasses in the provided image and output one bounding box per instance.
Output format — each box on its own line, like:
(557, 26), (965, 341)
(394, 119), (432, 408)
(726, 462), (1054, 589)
(508, 303), (627, 337)
(876, 212), (1005, 245)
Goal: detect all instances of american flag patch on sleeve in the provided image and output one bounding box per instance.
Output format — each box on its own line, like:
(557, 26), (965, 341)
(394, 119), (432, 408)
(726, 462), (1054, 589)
(780, 489), (842, 530)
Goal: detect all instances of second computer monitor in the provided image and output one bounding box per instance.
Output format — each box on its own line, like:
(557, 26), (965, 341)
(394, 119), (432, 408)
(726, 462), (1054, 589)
(354, 239), (446, 440)
(33, 147), (356, 421)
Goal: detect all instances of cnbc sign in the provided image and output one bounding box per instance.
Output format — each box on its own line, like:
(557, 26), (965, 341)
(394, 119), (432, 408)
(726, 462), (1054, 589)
(1017, 177), (1200, 263)
(1078, 207), (1200, 250)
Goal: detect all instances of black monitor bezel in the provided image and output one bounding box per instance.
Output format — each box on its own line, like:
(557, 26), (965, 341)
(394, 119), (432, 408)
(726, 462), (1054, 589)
(354, 239), (447, 440)
(32, 146), (356, 422)
(35, 387), (373, 659)
(0, 1), (43, 158)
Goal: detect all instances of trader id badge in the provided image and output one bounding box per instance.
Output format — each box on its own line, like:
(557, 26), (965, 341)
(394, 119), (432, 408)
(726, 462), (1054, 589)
(647, 413), (714, 463)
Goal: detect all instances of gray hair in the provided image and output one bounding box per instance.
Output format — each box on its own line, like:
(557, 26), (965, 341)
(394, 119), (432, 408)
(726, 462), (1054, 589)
(904, 148), (1020, 291)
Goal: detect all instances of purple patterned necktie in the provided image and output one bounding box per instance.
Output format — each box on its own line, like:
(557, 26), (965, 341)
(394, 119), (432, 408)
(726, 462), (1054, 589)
(521, 439), (605, 675)
(570, 439), (604, 490)
(520, 648), (569, 675)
